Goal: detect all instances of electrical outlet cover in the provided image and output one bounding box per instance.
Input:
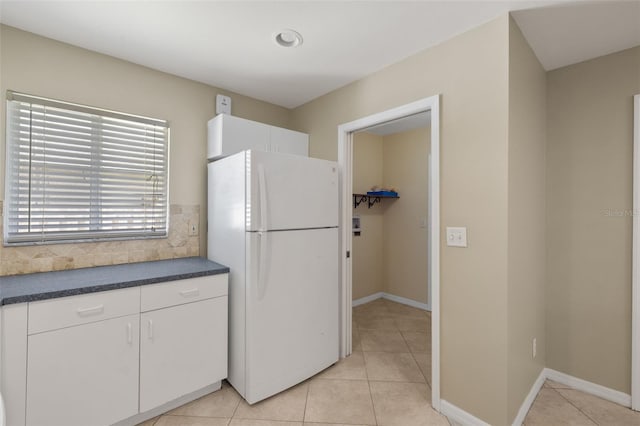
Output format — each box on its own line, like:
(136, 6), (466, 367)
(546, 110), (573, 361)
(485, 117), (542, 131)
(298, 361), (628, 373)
(188, 222), (199, 236)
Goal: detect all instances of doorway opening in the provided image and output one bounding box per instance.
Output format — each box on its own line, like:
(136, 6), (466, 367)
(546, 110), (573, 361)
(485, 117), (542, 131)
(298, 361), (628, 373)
(337, 95), (441, 410)
(632, 93), (639, 410)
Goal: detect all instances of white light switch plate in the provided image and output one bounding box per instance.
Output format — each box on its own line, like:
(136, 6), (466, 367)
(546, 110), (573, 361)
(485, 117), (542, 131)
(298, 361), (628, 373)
(446, 227), (467, 247)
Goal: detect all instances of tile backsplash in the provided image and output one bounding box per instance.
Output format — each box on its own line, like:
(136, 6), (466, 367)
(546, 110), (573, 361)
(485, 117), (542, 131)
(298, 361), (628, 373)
(0, 200), (200, 276)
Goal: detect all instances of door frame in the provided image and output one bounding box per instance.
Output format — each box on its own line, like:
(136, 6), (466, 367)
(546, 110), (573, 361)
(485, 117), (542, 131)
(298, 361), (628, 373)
(337, 94), (441, 410)
(633, 93), (640, 410)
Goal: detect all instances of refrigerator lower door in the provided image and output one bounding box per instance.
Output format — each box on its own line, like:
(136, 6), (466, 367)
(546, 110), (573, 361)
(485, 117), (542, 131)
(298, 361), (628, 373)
(245, 227), (339, 404)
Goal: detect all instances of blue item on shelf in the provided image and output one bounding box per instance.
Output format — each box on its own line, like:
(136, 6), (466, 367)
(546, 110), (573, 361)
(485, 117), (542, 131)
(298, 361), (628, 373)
(367, 191), (398, 197)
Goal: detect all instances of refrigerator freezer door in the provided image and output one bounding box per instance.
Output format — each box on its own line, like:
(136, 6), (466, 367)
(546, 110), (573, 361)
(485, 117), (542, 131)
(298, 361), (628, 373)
(245, 227), (339, 404)
(246, 151), (338, 231)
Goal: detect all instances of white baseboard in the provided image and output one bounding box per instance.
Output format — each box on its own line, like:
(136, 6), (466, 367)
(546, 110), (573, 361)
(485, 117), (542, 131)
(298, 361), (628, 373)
(382, 293), (431, 311)
(512, 368), (546, 426)
(114, 382), (221, 426)
(441, 367), (632, 426)
(545, 368), (631, 408)
(440, 400), (491, 426)
(352, 292), (384, 307)
(352, 292), (431, 311)
(510, 367), (632, 425)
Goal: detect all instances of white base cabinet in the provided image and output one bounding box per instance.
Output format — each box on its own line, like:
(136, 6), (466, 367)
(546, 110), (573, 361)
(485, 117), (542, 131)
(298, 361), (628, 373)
(27, 315), (140, 426)
(140, 297), (227, 411)
(1, 273), (228, 426)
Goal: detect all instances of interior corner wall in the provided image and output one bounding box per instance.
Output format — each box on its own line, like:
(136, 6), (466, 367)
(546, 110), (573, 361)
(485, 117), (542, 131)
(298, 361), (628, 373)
(352, 132), (385, 300)
(546, 45), (640, 394)
(382, 127), (430, 305)
(0, 24), (290, 267)
(506, 16), (547, 423)
(291, 15), (511, 425)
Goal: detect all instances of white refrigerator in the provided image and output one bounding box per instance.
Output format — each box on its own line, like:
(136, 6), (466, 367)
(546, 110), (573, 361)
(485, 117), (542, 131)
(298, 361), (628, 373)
(207, 149), (339, 404)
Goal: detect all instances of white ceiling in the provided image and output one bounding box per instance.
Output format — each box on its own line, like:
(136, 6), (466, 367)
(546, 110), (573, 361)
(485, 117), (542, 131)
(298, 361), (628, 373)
(512, 1), (640, 71)
(0, 1), (638, 109)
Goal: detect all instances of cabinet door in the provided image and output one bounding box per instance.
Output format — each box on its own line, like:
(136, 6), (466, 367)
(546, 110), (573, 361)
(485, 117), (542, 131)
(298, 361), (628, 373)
(139, 296), (228, 412)
(26, 314), (140, 426)
(269, 126), (308, 156)
(209, 114), (270, 158)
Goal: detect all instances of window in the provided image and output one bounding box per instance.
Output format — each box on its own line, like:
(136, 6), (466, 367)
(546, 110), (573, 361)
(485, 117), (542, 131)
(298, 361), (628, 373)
(4, 91), (169, 245)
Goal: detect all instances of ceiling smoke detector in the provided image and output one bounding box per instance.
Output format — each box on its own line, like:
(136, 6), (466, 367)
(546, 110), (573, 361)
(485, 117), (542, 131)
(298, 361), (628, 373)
(274, 29), (303, 48)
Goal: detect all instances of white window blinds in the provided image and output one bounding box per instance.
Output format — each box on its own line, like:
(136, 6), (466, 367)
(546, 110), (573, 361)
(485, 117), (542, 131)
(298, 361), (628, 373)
(4, 91), (169, 245)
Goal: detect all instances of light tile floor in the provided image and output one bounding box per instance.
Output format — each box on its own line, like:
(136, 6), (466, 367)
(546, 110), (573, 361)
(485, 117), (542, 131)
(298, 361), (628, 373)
(523, 380), (640, 425)
(137, 298), (640, 426)
(138, 298), (443, 426)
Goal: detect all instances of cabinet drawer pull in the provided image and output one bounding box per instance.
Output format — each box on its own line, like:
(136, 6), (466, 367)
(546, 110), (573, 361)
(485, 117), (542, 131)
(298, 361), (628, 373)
(76, 305), (104, 317)
(179, 288), (200, 298)
(127, 323), (133, 344)
(148, 319), (154, 340)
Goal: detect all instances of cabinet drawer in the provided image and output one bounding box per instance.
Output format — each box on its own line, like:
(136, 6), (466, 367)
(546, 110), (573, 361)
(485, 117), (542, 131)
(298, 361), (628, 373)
(28, 287), (140, 335)
(140, 274), (228, 312)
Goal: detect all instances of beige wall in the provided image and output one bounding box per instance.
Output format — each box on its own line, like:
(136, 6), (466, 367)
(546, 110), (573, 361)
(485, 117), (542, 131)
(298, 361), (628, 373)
(351, 128), (430, 305)
(0, 25), (290, 275)
(292, 15), (511, 425)
(383, 127), (430, 304)
(352, 132), (385, 300)
(546, 45), (640, 393)
(507, 17), (547, 421)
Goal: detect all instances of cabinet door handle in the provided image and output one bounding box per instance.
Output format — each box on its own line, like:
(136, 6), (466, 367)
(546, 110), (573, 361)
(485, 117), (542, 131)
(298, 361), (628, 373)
(127, 323), (132, 344)
(179, 288), (200, 298)
(148, 319), (154, 340)
(76, 304), (104, 317)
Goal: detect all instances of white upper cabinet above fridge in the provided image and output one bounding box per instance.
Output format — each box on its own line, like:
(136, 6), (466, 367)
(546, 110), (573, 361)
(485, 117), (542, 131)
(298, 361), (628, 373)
(269, 125), (308, 157)
(208, 114), (308, 160)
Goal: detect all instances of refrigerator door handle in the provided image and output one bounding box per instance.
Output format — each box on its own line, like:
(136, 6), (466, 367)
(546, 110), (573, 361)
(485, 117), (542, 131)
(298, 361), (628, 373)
(255, 164), (269, 301)
(258, 164), (268, 232)
(257, 230), (268, 301)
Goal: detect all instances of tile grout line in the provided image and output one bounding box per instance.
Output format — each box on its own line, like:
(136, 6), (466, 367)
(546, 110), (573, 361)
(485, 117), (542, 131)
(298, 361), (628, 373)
(361, 300), (434, 424)
(397, 309), (434, 403)
(363, 353), (381, 425)
(412, 352), (430, 384)
(398, 328), (430, 385)
(229, 383), (242, 421)
(316, 376), (427, 383)
(302, 378), (311, 424)
(550, 387), (601, 426)
(522, 387), (545, 425)
(164, 414), (231, 419)
(359, 318), (381, 426)
(359, 302), (429, 384)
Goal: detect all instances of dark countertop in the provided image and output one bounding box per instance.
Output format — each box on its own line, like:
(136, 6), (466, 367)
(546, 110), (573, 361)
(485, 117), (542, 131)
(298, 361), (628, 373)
(0, 257), (229, 306)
